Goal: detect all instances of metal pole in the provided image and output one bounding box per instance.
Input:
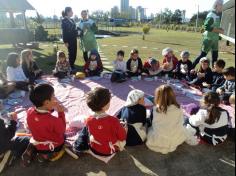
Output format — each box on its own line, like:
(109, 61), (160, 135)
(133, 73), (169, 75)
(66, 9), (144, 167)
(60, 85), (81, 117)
(195, 4), (199, 32)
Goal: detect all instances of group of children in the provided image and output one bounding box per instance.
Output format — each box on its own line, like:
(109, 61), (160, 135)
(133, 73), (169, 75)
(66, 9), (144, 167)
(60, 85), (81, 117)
(0, 48), (235, 173)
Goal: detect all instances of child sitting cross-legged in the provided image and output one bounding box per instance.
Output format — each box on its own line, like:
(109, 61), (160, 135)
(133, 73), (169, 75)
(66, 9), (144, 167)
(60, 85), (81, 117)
(216, 67), (235, 105)
(53, 51), (71, 79)
(161, 48), (178, 77)
(185, 92), (229, 146)
(111, 50), (127, 83)
(188, 57), (213, 89)
(27, 84), (66, 162)
(202, 59), (226, 92)
(126, 49), (143, 77)
(173, 51), (193, 80)
(21, 49), (43, 83)
(0, 61), (15, 99)
(74, 87), (127, 156)
(117, 90), (147, 146)
(143, 57), (162, 76)
(6, 53), (29, 91)
(146, 85), (187, 154)
(84, 49), (103, 77)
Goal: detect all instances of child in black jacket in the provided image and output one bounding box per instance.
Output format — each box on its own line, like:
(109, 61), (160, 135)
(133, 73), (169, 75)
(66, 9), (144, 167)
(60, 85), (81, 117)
(174, 51), (193, 80)
(117, 90), (147, 146)
(127, 49), (143, 77)
(188, 57), (213, 88)
(0, 113), (30, 173)
(203, 59), (226, 92)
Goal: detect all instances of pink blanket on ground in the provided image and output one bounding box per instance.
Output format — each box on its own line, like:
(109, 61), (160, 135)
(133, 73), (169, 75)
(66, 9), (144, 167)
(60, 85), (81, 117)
(11, 76), (235, 131)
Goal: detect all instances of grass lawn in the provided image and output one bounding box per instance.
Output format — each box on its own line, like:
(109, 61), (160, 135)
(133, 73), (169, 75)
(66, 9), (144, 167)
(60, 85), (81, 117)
(0, 28), (235, 74)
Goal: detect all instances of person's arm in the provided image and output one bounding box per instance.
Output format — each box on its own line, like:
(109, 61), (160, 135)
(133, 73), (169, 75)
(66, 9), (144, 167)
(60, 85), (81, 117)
(19, 67), (28, 81)
(211, 76), (226, 87)
(189, 109), (207, 127)
(21, 63), (30, 78)
(204, 17), (224, 34)
(91, 21), (98, 33)
(138, 58), (143, 72)
(0, 118), (17, 142)
(61, 20), (69, 45)
(97, 58), (103, 72)
(126, 59), (131, 71)
(114, 118), (127, 141)
(205, 70), (213, 84)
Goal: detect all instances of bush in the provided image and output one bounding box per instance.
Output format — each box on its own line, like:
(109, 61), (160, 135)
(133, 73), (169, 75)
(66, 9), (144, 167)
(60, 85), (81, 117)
(35, 25), (48, 41)
(143, 25), (151, 34)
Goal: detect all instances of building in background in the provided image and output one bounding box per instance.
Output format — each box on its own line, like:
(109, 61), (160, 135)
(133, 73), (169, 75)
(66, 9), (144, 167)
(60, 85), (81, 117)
(111, 6), (119, 18)
(136, 6), (146, 22)
(129, 6), (136, 20)
(120, 0), (129, 13)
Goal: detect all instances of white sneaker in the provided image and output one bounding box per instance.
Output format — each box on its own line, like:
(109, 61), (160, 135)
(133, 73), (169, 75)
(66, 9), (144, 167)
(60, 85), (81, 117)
(0, 150), (12, 174)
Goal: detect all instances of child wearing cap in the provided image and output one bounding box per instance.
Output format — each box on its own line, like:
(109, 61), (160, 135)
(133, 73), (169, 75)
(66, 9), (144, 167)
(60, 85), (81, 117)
(143, 57), (162, 76)
(188, 57), (213, 88)
(84, 49), (103, 77)
(161, 48), (178, 77)
(173, 51), (193, 80)
(117, 90), (147, 146)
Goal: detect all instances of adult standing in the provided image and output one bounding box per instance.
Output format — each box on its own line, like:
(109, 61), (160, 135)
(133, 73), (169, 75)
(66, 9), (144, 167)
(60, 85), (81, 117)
(192, 0), (224, 69)
(78, 10), (98, 62)
(61, 7), (78, 71)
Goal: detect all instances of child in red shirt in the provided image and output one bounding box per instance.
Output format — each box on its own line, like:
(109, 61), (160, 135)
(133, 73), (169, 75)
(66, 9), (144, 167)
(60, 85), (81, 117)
(74, 87), (127, 156)
(27, 84), (66, 161)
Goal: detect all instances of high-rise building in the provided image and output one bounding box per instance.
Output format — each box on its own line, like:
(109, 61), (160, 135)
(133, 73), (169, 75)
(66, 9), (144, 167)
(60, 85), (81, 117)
(121, 0), (129, 13)
(111, 6), (120, 18)
(136, 6), (146, 22)
(129, 6), (136, 20)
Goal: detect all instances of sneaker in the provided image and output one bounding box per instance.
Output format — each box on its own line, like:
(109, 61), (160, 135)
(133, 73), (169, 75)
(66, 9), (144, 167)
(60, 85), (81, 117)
(0, 151), (12, 174)
(21, 144), (36, 167)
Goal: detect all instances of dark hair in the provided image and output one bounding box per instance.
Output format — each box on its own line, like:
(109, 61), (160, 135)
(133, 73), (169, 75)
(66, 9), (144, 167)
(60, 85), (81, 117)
(7, 53), (19, 68)
(29, 84), (54, 108)
(86, 87), (111, 112)
(215, 59), (226, 69)
(203, 92), (221, 125)
(130, 49), (139, 55)
(117, 50), (125, 57)
(222, 67), (235, 77)
(81, 10), (88, 15)
(62, 7), (72, 17)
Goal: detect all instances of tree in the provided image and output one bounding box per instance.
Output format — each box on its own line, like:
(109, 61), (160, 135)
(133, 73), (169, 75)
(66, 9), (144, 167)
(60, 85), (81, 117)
(190, 11), (209, 26)
(162, 8), (173, 24)
(171, 9), (183, 24)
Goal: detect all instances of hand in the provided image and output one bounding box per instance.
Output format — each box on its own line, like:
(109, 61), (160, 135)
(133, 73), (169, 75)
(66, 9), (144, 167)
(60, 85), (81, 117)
(65, 43), (69, 48)
(203, 82), (210, 88)
(190, 69), (196, 74)
(54, 102), (65, 113)
(218, 28), (224, 34)
(216, 88), (224, 95)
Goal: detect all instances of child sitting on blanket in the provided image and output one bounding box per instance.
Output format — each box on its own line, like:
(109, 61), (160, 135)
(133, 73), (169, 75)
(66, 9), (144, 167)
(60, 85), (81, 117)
(6, 53), (30, 91)
(216, 67), (235, 105)
(188, 57), (213, 89)
(84, 49), (103, 77)
(21, 49), (43, 83)
(203, 59), (226, 92)
(161, 48), (178, 77)
(111, 50), (127, 83)
(146, 85), (187, 154)
(27, 84), (66, 162)
(117, 90), (147, 146)
(127, 49), (143, 77)
(0, 112), (30, 173)
(143, 57), (162, 76)
(0, 61), (15, 99)
(75, 87), (127, 156)
(53, 51), (71, 79)
(185, 92), (229, 146)
(173, 51), (193, 80)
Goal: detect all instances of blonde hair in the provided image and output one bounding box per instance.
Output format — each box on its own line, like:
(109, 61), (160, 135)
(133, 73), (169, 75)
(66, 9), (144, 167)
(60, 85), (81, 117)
(229, 94), (235, 105)
(154, 85), (180, 113)
(21, 49), (33, 70)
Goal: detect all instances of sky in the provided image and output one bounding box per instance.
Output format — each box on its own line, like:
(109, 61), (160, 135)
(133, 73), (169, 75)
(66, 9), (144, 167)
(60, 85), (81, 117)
(26, 0), (229, 18)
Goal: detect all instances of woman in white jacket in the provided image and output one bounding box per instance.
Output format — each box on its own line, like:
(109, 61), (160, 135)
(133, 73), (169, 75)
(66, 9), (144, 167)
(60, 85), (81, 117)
(146, 85), (187, 154)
